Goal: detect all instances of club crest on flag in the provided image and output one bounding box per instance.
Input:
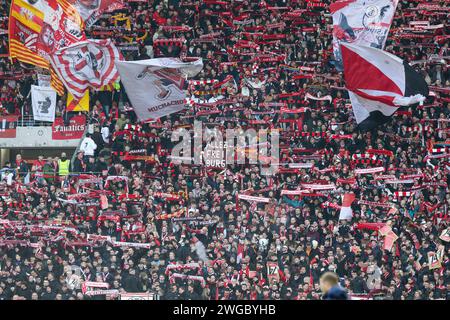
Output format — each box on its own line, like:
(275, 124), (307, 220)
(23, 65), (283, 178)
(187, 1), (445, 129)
(116, 57), (203, 121)
(50, 39), (122, 100)
(72, 45), (106, 77)
(19, 6), (36, 21)
(364, 5), (379, 18)
(136, 66), (185, 100)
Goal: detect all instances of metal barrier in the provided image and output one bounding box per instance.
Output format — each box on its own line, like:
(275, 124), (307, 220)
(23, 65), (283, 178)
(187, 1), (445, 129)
(16, 115), (54, 127)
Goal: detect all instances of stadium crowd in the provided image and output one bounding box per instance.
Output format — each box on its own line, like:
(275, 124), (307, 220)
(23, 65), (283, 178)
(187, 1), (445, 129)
(0, 0), (449, 300)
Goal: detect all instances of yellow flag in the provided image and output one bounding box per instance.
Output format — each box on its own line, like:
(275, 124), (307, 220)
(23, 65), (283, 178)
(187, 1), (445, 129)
(67, 91), (89, 112)
(11, 0), (44, 33)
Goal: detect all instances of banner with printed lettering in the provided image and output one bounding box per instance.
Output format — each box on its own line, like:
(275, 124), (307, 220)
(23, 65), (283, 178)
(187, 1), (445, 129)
(115, 57), (203, 121)
(330, 0), (399, 70)
(52, 114), (86, 140)
(31, 85), (57, 122)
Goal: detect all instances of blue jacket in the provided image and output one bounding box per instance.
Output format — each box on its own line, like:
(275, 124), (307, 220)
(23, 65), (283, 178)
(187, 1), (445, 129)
(323, 285), (349, 300)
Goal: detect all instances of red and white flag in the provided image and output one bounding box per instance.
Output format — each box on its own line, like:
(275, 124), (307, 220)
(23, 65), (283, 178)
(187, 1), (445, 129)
(341, 43), (429, 130)
(440, 228), (450, 243)
(115, 57), (203, 121)
(331, 0), (399, 70)
(50, 39), (122, 100)
(100, 194), (109, 210)
(339, 192), (355, 220)
(67, 0), (125, 27)
(379, 225), (399, 251)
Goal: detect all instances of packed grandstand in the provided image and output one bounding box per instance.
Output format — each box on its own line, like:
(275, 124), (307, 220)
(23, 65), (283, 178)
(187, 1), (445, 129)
(0, 0), (449, 301)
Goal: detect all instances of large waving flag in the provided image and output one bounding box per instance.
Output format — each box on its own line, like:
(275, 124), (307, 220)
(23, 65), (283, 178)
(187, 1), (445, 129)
(341, 43), (429, 130)
(331, 0), (399, 70)
(9, 0), (49, 68)
(67, 0), (125, 27)
(116, 58), (203, 121)
(8, 0), (86, 95)
(50, 39), (122, 100)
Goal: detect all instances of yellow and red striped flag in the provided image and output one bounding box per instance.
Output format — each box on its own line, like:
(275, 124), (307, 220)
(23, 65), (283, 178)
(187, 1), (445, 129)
(8, 0), (85, 96)
(50, 66), (65, 96)
(8, 0), (48, 68)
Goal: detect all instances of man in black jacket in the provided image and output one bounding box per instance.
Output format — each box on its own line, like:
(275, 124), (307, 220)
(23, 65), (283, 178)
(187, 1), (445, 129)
(71, 152), (85, 173)
(122, 268), (141, 292)
(95, 156), (108, 175)
(165, 285), (178, 300)
(14, 154), (29, 180)
(186, 284), (201, 300)
(91, 127), (104, 157)
(349, 270), (369, 294)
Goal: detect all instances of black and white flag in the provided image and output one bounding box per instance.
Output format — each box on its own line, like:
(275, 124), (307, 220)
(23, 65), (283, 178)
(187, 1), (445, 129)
(31, 85), (57, 122)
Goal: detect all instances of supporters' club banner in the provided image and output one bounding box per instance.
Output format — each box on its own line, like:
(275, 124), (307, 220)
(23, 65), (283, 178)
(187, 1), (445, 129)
(52, 114), (86, 140)
(116, 57), (203, 121)
(50, 39), (122, 100)
(0, 116), (18, 138)
(330, 0), (398, 70)
(68, 0), (125, 27)
(31, 85), (57, 122)
(341, 43), (429, 130)
(67, 91), (89, 111)
(120, 293), (154, 300)
(339, 192), (355, 220)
